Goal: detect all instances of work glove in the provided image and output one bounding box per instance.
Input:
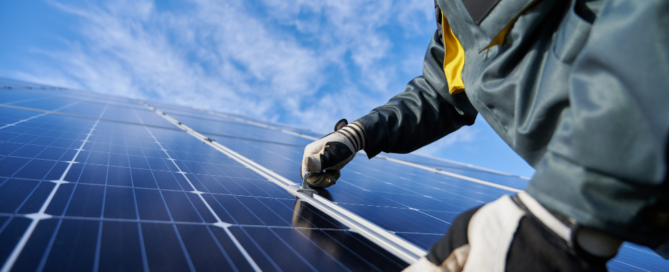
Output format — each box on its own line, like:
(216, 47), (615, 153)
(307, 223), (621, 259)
(300, 119), (366, 188)
(404, 191), (623, 272)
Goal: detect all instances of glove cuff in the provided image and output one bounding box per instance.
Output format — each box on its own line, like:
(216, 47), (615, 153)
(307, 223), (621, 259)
(515, 192), (622, 259)
(336, 122), (366, 152)
(516, 191), (573, 241)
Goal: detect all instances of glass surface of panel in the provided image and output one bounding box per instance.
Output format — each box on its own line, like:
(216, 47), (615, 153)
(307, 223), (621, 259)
(380, 152), (530, 189)
(2, 82), (667, 271)
(202, 122), (666, 271)
(0, 101), (409, 271)
(175, 114), (313, 147)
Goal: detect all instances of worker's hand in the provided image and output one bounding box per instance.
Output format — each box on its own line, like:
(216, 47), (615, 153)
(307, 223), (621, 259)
(405, 192), (622, 271)
(300, 119), (366, 188)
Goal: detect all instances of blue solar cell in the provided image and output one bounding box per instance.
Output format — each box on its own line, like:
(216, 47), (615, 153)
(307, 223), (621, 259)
(316, 229), (407, 271)
(608, 243), (668, 271)
(134, 189), (172, 221)
(175, 224), (238, 271)
(64, 184), (105, 217)
(42, 219), (100, 271)
(207, 226), (256, 271)
(106, 167), (132, 187)
(175, 114), (313, 147)
(35, 147), (76, 161)
(102, 187), (137, 219)
(0, 92), (41, 105)
(66, 164), (107, 184)
(161, 191), (204, 223)
(16, 182), (56, 214)
(130, 169), (160, 189)
(1, 218), (31, 260)
(44, 184), (76, 215)
(9, 218), (58, 272)
(11, 145), (49, 158)
(395, 233), (444, 250)
(98, 221), (144, 272)
(151, 171), (183, 190)
(0, 157), (30, 177)
(241, 226), (319, 271)
(212, 195), (264, 225)
(0, 180), (40, 213)
(108, 153), (129, 168)
(341, 204), (450, 234)
(140, 222), (193, 271)
(236, 196), (290, 226)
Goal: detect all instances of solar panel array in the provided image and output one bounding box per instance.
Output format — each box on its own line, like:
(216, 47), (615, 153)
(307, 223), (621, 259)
(0, 78), (666, 271)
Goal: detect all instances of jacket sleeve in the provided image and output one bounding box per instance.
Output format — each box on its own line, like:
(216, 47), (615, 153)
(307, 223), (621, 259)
(525, 0), (669, 252)
(355, 28), (478, 158)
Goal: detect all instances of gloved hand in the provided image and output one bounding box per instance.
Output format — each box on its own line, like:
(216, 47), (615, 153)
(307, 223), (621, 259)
(300, 119), (366, 188)
(404, 192), (623, 272)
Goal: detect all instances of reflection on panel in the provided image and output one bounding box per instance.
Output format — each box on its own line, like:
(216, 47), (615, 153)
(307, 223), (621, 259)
(0, 101), (409, 271)
(2, 80), (666, 272)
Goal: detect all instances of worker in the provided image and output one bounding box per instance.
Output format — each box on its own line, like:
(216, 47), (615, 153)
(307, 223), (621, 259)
(300, 0), (668, 270)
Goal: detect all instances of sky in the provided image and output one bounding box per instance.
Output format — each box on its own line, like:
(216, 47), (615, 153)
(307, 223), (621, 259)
(0, 0), (535, 177)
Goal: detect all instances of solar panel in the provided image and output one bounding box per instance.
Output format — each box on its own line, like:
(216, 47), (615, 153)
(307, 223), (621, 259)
(1, 79), (666, 271)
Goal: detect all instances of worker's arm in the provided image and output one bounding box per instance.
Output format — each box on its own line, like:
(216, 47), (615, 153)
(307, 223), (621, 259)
(300, 14), (478, 187)
(300, 120), (365, 187)
(354, 26), (477, 158)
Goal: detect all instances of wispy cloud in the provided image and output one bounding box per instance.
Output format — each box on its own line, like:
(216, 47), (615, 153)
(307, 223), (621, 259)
(14, 0), (441, 133)
(6, 0), (541, 176)
(9, 1), (447, 139)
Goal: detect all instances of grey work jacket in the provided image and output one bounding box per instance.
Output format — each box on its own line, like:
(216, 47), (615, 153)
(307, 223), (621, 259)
(355, 0), (669, 256)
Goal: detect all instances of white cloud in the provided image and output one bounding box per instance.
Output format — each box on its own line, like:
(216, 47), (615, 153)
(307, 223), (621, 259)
(12, 0), (466, 147)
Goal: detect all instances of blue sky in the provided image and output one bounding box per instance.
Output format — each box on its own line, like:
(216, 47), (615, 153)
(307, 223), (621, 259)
(0, 0), (534, 177)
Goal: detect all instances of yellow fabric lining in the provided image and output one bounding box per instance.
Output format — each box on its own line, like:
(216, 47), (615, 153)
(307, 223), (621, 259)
(441, 13), (465, 95)
(483, 21), (514, 51)
(482, 0), (538, 51)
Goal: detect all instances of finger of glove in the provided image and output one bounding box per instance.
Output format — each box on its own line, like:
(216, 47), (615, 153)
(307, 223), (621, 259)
(320, 142), (354, 170)
(440, 244), (469, 272)
(302, 155), (323, 174)
(401, 257), (441, 272)
(300, 131), (354, 178)
(306, 171), (339, 188)
(300, 139), (325, 178)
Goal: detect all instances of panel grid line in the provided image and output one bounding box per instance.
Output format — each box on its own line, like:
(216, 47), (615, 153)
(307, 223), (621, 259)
(0, 213), (355, 231)
(265, 227), (321, 272)
(0, 104), (107, 272)
(0, 102), (80, 130)
(92, 131), (113, 272)
(139, 101), (426, 264)
(135, 110), (261, 272)
(131, 112), (197, 272)
(4, 119), (88, 215)
(204, 225), (239, 272)
(204, 108), (524, 190)
(36, 107), (110, 272)
(1, 103), (306, 148)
